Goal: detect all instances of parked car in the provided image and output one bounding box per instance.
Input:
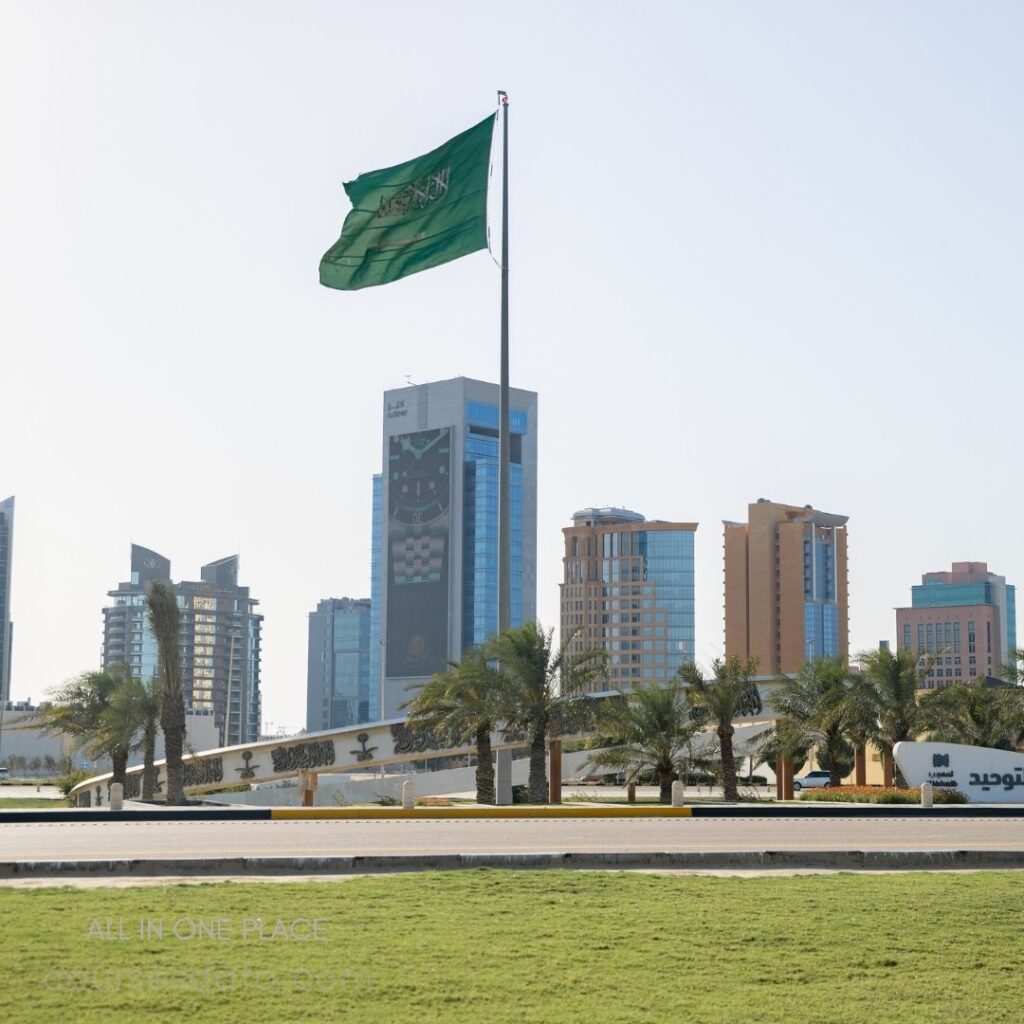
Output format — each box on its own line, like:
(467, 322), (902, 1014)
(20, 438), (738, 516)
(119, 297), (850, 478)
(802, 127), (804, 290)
(793, 770), (831, 791)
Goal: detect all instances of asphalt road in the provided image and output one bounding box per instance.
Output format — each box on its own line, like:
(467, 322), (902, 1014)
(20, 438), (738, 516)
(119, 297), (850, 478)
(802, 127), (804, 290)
(4, 816), (1024, 860)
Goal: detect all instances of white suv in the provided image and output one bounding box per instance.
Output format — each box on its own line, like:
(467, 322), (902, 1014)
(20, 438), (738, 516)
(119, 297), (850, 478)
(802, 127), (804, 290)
(793, 770), (831, 791)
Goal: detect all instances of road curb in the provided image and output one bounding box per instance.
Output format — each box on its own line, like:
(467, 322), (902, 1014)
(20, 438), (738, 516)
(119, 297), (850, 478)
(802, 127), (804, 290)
(4, 803), (1024, 823)
(3, 849), (1024, 877)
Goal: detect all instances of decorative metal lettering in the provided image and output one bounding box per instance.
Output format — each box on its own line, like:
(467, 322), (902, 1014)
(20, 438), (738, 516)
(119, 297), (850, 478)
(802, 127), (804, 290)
(350, 733), (378, 763)
(236, 751), (259, 779)
(270, 740), (337, 774)
(738, 689), (763, 717)
(182, 757), (224, 788)
(391, 722), (469, 756)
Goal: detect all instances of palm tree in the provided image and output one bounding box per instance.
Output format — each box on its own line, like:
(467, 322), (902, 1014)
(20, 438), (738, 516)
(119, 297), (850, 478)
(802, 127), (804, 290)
(585, 680), (699, 803)
(919, 680), (1024, 750)
(753, 727), (809, 785)
(35, 667), (139, 790)
(93, 663), (151, 789)
(96, 667), (161, 799)
(856, 646), (932, 787)
(487, 622), (608, 804)
(137, 675), (162, 800)
(403, 650), (506, 805)
(148, 579), (187, 805)
(770, 657), (856, 788)
(841, 672), (881, 785)
(678, 656), (760, 802)
(1003, 649), (1024, 685)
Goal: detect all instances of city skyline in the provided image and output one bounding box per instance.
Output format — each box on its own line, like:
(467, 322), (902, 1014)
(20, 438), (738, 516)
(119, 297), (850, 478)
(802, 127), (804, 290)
(5, 4), (1024, 730)
(2, 485), (1019, 724)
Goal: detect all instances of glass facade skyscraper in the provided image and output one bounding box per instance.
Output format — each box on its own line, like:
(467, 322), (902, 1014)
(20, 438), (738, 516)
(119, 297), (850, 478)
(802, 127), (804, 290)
(0, 496), (13, 703)
(561, 508), (697, 690)
(306, 598), (372, 732)
(371, 377), (538, 719)
(461, 402), (526, 648)
(803, 524), (841, 661)
(102, 545), (263, 744)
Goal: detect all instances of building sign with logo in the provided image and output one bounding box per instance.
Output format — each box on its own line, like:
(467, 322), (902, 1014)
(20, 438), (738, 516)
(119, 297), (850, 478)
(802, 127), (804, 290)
(894, 741), (1024, 803)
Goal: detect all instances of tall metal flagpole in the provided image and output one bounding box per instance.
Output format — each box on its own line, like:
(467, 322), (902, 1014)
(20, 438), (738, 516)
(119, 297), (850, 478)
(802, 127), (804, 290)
(497, 91), (511, 633)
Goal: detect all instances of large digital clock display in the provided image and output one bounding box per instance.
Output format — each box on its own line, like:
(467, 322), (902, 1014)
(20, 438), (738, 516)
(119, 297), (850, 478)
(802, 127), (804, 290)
(388, 427), (451, 525)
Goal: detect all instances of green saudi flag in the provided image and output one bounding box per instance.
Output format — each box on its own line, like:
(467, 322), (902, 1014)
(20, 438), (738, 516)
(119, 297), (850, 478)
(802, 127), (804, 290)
(319, 115), (496, 291)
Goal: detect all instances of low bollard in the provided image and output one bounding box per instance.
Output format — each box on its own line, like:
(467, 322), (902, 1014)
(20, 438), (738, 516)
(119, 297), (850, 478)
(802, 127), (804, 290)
(109, 782), (123, 811)
(402, 780), (416, 810)
(920, 782), (933, 808)
(671, 780), (684, 807)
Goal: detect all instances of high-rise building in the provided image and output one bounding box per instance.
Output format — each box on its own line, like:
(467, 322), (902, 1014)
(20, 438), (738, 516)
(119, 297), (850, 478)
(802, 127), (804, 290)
(0, 496), (12, 703)
(102, 545), (263, 744)
(896, 562), (1017, 689)
(560, 507), (697, 692)
(306, 597), (372, 733)
(370, 377), (538, 718)
(724, 499), (849, 675)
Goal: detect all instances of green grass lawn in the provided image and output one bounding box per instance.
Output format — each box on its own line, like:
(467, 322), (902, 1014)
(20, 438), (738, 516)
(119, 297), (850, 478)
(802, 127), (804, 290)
(0, 871), (1020, 1023)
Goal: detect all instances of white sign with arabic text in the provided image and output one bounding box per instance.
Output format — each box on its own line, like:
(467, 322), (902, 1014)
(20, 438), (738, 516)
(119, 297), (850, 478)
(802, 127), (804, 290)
(894, 740), (1024, 803)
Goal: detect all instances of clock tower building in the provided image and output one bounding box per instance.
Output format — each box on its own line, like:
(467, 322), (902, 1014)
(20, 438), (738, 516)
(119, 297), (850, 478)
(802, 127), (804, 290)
(371, 377), (538, 719)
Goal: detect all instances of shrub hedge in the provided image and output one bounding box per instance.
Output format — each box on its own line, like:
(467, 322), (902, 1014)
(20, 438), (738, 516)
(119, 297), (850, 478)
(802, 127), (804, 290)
(799, 785), (967, 804)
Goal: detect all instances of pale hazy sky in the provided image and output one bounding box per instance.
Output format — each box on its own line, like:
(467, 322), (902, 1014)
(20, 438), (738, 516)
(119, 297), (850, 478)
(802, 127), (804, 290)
(3, 2), (1022, 732)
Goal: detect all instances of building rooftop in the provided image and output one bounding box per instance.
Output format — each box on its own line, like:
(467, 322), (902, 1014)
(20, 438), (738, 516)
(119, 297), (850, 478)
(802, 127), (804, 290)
(571, 507), (646, 525)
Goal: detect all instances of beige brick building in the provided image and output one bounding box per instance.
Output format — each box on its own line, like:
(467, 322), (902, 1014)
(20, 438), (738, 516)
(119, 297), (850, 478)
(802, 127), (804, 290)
(724, 499), (849, 675)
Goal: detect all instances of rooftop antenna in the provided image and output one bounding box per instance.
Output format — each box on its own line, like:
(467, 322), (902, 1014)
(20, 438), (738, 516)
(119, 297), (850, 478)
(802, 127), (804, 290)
(404, 374), (415, 386)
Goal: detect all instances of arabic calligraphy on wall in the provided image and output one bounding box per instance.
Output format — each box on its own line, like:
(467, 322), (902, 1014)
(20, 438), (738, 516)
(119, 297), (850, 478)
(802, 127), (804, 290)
(270, 740), (337, 774)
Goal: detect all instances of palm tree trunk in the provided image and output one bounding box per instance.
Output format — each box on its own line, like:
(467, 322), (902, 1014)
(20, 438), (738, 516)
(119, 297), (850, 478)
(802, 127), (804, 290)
(719, 726), (739, 802)
(475, 725), (495, 805)
(111, 749), (128, 790)
(162, 721), (186, 805)
(854, 746), (867, 786)
(881, 747), (894, 788)
(142, 724), (157, 800)
(528, 723), (548, 804)
(658, 766), (673, 805)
